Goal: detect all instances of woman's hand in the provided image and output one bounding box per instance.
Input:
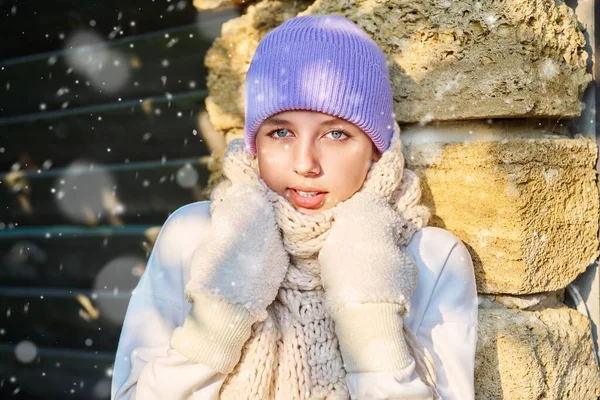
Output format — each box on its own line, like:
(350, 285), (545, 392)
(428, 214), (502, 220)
(319, 191), (417, 313)
(171, 182), (289, 374)
(186, 182), (289, 321)
(318, 191), (418, 373)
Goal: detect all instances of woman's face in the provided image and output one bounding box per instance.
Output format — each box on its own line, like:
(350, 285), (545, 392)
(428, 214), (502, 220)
(255, 110), (381, 215)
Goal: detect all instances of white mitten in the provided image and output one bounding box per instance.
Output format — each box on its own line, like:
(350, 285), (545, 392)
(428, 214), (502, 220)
(171, 183), (289, 373)
(318, 191), (418, 373)
(186, 183), (289, 320)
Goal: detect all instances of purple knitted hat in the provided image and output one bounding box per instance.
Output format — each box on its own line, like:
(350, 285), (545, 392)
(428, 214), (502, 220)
(244, 14), (395, 155)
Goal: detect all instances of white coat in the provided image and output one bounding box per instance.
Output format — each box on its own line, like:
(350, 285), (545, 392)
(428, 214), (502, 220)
(111, 200), (478, 399)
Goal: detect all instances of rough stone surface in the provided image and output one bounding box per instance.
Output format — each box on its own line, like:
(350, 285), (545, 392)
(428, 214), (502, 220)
(476, 306), (600, 399)
(300, 0), (591, 123)
(478, 289), (564, 311)
(404, 134), (599, 295)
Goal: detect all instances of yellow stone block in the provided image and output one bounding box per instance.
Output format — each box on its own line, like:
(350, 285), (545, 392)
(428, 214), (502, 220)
(476, 306), (600, 399)
(405, 136), (599, 294)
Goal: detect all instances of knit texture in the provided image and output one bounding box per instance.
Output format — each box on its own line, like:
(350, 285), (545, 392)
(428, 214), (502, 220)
(331, 303), (412, 373)
(171, 291), (256, 374)
(209, 121), (438, 399)
(244, 14), (395, 155)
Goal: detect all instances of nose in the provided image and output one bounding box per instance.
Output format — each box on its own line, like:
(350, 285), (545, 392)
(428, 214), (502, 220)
(293, 138), (321, 177)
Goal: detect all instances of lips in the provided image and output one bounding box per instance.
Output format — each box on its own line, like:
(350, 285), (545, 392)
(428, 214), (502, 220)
(288, 188), (327, 209)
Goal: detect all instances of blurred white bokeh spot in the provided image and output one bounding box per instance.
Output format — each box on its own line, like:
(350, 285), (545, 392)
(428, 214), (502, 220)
(93, 255), (146, 325)
(54, 160), (115, 224)
(15, 340), (38, 364)
(64, 30), (131, 94)
(176, 163), (198, 188)
(92, 378), (111, 399)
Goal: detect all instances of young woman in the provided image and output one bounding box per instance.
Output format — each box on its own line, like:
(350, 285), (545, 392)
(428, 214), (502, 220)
(111, 14), (478, 399)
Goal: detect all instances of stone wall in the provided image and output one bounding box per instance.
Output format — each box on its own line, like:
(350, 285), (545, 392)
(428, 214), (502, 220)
(402, 124), (599, 295)
(195, 0), (600, 397)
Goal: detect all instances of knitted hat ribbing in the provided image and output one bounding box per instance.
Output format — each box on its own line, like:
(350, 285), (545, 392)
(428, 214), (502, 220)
(244, 14), (395, 155)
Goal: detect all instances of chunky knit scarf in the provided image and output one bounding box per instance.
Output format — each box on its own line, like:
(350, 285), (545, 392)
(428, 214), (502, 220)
(210, 122), (436, 399)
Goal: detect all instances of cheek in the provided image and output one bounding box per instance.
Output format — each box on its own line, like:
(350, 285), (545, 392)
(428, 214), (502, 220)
(257, 147), (290, 195)
(324, 149), (372, 198)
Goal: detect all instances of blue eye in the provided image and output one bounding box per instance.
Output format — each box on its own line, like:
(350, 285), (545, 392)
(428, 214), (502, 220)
(266, 128), (349, 140)
(268, 128), (292, 138)
(326, 130), (349, 140)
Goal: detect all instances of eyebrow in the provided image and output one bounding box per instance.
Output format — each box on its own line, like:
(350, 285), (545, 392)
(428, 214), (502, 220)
(261, 116), (347, 127)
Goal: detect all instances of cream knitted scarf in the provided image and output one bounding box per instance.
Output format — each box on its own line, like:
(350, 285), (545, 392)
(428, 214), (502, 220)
(210, 123), (436, 399)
